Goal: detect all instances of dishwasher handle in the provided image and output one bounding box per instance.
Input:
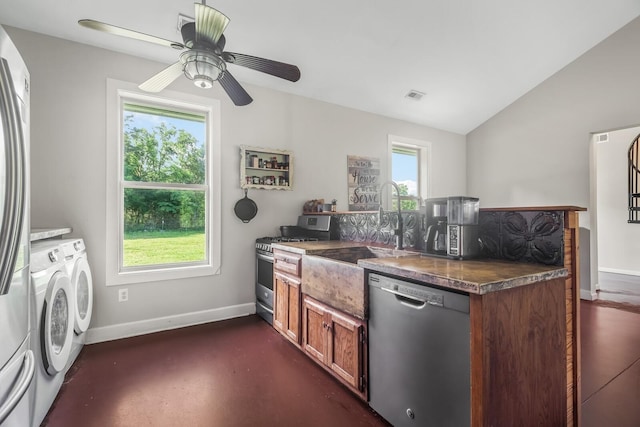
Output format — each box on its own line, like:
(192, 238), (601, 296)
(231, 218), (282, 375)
(380, 286), (427, 309)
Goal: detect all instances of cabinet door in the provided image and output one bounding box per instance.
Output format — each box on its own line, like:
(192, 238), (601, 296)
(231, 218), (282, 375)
(327, 310), (364, 391)
(302, 296), (328, 364)
(285, 277), (301, 343)
(273, 272), (289, 334)
(274, 271), (301, 345)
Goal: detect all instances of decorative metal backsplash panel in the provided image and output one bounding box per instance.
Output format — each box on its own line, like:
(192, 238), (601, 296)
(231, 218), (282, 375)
(478, 211), (565, 266)
(335, 211), (422, 249)
(334, 209), (565, 266)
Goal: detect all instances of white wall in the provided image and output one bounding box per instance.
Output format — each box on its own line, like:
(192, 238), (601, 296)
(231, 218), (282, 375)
(466, 17), (640, 296)
(596, 126), (640, 276)
(6, 27), (466, 340)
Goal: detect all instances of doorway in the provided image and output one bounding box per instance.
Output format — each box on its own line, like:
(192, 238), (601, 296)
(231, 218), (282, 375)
(590, 125), (640, 306)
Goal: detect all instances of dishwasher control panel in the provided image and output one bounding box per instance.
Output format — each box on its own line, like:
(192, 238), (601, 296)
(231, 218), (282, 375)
(369, 273), (469, 313)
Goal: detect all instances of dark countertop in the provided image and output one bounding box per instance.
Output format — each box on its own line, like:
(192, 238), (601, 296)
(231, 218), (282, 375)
(358, 256), (567, 294)
(272, 241), (568, 295)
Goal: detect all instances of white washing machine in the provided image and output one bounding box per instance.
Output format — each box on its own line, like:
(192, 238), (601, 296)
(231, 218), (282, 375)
(30, 241), (74, 426)
(57, 238), (93, 372)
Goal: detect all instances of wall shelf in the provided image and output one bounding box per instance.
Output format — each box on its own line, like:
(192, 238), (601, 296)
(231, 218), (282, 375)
(240, 145), (293, 190)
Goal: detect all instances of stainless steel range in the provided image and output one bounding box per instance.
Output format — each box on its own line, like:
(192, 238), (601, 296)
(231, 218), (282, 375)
(255, 215), (335, 325)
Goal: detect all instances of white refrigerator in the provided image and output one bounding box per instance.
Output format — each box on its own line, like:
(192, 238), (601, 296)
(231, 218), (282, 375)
(0, 25), (34, 427)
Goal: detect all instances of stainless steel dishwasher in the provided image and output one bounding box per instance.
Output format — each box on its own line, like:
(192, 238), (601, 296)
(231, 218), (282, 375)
(368, 273), (470, 427)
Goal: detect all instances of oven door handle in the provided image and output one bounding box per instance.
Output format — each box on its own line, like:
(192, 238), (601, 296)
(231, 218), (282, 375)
(256, 300), (274, 315)
(257, 253), (274, 263)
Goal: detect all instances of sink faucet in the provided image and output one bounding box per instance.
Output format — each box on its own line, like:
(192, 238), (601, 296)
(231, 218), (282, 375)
(378, 181), (404, 250)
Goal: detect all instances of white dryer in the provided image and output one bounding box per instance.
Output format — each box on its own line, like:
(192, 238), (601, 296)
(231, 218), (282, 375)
(30, 241), (74, 426)
(57, 238), (93, 371)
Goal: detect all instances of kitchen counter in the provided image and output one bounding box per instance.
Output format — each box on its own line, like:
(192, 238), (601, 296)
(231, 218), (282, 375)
(30, 227), (72, 242)
(274, 239), (572, 424)
(271, 240), (567, 295)
(274, 206), (582, 424)
(358, 256), (567, 295)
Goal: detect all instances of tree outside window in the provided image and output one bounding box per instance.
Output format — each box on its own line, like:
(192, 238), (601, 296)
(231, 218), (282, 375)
(121, 103), (208, 267)
(391, 144), (423, 211)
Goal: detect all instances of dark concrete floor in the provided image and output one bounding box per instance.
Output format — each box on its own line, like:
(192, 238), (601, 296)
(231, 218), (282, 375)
(44, 316), (388, 427)
(581, 301), (640, 427)
(43, 302), (640, 427)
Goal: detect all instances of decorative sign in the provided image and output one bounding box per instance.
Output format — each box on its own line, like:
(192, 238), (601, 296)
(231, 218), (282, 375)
(347, 155), (380, 211)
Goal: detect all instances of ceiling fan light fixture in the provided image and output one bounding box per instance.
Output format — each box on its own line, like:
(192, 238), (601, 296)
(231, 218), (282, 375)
(180, 50), (226, 89)
(193, 75), (214, 89)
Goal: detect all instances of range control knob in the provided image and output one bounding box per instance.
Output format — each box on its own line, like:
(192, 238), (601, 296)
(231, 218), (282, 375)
(406, 408), (415, 419)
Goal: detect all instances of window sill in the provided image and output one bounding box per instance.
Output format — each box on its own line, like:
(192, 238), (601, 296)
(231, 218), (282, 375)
(106, 263), (220, 287)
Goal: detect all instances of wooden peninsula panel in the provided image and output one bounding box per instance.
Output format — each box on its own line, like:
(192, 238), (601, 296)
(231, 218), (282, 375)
(470, 277), (566, 426)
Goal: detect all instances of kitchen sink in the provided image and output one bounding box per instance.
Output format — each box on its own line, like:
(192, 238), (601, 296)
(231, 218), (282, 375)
(301, 246), (418, 318)
(312, 246), (418, 264)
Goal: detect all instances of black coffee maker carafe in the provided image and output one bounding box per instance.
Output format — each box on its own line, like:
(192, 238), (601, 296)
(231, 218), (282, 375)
(426, 220), (447, 254)
(424, 198), (448, 256)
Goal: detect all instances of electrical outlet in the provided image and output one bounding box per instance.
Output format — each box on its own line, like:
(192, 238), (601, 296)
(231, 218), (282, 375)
(118, 288), (128, 302)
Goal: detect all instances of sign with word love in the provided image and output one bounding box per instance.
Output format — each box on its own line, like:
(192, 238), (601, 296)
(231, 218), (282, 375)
(347, 155), (380, 211)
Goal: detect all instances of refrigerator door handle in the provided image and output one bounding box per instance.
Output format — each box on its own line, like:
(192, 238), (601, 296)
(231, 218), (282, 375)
(0, 350), (35, 425)
(0, 57), (26, 296)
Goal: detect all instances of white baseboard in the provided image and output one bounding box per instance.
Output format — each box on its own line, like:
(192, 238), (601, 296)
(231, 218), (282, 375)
(85, 303), (256, 344)
(599, 267), (640, 277)
(580, 289), (597, 301)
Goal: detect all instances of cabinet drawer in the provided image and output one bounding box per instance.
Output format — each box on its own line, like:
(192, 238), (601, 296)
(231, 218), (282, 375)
(273, 250), (302, 276)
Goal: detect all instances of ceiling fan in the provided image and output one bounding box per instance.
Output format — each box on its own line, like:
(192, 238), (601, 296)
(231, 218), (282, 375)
(78, 1), (301, 106)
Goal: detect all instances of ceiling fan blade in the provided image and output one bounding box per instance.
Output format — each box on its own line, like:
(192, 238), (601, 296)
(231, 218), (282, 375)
(139, 61), (184, 92)
(218, 71), (253, 106)
(194, 4), (230, 46)
(222, 52), (300, 82)
(78, 19), (185, 49)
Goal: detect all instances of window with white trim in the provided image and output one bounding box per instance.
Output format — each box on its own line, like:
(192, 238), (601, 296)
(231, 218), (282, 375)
(106, 80), (221, 286)
(388, 136), (430, 210)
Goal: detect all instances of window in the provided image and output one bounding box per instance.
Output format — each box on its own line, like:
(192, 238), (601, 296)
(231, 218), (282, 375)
(106, 80), (221, 285)
(388, 135), (430, 211)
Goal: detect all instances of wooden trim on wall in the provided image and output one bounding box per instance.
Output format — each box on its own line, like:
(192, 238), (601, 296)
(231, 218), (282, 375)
(565, 210), (582, 427)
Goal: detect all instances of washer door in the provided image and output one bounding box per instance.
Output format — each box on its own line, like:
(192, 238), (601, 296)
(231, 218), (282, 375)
(71, 256), (93, 334)
(42, 272), (73, 375)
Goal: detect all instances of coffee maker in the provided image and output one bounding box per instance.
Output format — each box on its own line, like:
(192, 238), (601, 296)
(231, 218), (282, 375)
(424, 198), (448, 256)
(424, 196), (480, 259)
(446, 196), (480, 259)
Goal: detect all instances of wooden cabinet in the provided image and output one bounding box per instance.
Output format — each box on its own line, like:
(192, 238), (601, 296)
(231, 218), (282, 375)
(273, 249), (302, 346)
(273, 248), (367, 400)
(302, 295), (367, 400)
(240, 145), (292, 190)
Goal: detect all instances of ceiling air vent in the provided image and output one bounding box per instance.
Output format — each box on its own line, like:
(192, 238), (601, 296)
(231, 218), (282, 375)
(596, 133), (609, 143)
(405, 90), (425, 101)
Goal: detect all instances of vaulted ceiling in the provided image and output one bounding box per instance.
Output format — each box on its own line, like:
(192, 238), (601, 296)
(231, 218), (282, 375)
(2, 0), (639, 134)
